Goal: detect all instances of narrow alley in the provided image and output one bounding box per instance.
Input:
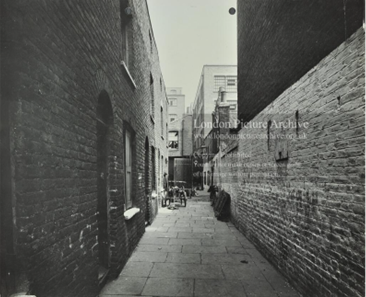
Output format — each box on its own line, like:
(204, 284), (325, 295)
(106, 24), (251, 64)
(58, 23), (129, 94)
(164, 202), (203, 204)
(100, 193), (300, 297)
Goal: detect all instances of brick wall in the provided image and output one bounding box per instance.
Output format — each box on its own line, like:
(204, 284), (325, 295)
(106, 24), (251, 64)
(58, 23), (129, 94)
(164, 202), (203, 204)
(1, 0), (167, 296)
(237, 0), (364, 123)
(232, 28), (364, 296)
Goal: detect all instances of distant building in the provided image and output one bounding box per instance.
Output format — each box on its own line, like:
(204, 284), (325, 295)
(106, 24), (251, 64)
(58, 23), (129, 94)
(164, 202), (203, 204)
(192, 65), (237, 153)
(191, 65), (237, 188)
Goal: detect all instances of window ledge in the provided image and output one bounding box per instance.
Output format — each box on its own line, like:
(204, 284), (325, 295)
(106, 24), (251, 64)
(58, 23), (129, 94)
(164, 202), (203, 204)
(124, 207), (140, 220)
(120, 61), (137, 89)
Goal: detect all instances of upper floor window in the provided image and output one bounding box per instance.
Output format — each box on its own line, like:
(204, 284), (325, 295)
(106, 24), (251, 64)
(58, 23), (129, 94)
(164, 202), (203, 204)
(121, 1), (132, 68)
(169, 99), (177, 106)
(168, 131), (179, 149)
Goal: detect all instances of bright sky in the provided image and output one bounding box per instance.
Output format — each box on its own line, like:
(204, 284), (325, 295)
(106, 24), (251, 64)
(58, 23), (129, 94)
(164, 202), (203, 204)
(147, 0), (237, 109)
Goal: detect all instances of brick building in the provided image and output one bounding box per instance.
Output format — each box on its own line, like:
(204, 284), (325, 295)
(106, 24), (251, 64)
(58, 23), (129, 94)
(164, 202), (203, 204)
(0, 0), (167, 296)
(214, 1), (364, 296)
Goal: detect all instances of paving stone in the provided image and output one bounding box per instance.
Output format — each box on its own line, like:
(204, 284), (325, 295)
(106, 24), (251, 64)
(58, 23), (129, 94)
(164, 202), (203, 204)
(135, 244), (182, 253)
(169, 238), (202, 246)
(202, 239), (242, 247)
(182, 245), (227, 254)
(211, 234), (238, 241)
(201, 253), (250, 265)
(100, 277), (147, 295)
(139, 237), (170, 245)
(192, 227), (215, 233)
(195, 279), (246, 297)
(226, 246), (249, 254)
(169, 227), (193, 232)
(178, 232), (212, 239)
(142, 231), (178, 238)
(242, 278), (276, 297)
(221, 264), (265, 281)
(165, 253), (201, 264)
(129, 251), (168, 263)
(142, 278), (194, 296)
(150, 263), (225, 279)
(145, 227), (169, 232)
(120, 262), (153, 277)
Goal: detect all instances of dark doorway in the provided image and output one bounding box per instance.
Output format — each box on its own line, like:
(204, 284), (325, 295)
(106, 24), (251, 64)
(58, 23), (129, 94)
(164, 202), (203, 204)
(145, 138), (150, 224)
(96, 91), (113, 281)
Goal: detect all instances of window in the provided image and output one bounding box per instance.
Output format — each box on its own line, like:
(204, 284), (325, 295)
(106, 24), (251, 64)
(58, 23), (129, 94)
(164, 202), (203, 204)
(214, 76), (226, 92)
(125, 129), (133, 208)
(226, 76), (237, 92)
(150, 73), (154, 117)
(168, 131), (179, 149)
(214, 75), (237, 92)
(120, 1), (131, 68)
(169, 99), (177, 106)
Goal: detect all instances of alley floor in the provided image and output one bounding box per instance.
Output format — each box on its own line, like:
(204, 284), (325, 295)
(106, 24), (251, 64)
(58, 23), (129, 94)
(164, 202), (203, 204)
(99, 196), (301, 297)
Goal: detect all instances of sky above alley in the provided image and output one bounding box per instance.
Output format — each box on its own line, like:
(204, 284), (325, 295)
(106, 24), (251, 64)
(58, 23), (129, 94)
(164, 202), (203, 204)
(147, 0), (237, 109)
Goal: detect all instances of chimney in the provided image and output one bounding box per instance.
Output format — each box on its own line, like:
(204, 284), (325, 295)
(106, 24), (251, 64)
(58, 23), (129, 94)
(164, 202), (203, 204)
(218, 87), (227, 103)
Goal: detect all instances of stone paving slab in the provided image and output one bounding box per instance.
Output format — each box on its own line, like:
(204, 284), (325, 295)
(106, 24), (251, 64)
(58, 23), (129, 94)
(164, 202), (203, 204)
(142, 231), (178, 238)
(129, 251), (168, 263)
(165, 252), (201, 264)
(150, 263), (225, 279)
(135, 244), (182, 253)
(99, 277), (147, 295)
(120, 262), (153, 277)
(182, 245), (227, 254)
(142, 278), (194, 296)
(100, 201), (301, 297)
(168, 238), (202, 246)
(178, 232), (213, 239)
(195, 279), (246, 297)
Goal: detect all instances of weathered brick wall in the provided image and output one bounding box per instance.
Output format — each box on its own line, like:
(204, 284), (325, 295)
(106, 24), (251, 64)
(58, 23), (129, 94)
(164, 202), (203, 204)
(133, 0), (168, 221)
(233, 28), (364, 296)
(1, 0), (166, 296)
(237, 0), (364, 123)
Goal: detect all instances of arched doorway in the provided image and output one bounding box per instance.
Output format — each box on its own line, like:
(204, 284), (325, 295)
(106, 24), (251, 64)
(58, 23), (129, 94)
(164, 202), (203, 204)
(96, 91), (113, 279)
